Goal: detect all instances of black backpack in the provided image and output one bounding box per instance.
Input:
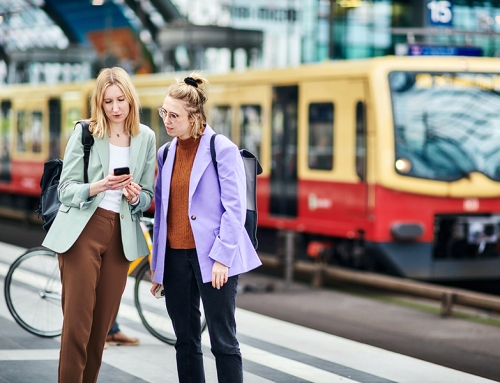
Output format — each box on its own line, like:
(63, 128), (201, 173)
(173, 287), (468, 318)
(37, 121), (94, 232)
(161, 134), (263, 249)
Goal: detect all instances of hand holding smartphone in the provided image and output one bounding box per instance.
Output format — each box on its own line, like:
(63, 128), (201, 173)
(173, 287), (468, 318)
(113, 167), (130, 176)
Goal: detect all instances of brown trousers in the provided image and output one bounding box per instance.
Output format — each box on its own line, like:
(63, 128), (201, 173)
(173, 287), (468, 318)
(58, 208), (130, 383)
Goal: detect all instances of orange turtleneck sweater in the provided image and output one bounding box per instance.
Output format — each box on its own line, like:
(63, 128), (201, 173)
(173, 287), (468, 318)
(167, 136), (201, 249)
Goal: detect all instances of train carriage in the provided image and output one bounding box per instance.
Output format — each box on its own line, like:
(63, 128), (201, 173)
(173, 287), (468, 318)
(1, 56), (500, 280)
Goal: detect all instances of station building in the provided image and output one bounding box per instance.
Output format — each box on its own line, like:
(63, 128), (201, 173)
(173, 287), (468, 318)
(0, 0), (499, 85)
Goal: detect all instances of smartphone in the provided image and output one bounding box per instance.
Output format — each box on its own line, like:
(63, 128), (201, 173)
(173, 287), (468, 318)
(154, 284), (165, 299)
(113, 167), (130, 176)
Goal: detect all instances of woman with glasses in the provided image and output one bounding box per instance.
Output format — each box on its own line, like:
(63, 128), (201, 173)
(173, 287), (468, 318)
(150, 73), (261, 383)
(42, 67), (156, 383)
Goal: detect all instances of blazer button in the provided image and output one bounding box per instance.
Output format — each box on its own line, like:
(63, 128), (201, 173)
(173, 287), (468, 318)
(121, 214), (124, 219)
(191, 215), (196, 220)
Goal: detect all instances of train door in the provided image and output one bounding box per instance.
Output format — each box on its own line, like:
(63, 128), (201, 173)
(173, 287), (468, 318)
(48, 99), (61, 160)
(270, 86), (298, 217)
(351, 83), (369, 219)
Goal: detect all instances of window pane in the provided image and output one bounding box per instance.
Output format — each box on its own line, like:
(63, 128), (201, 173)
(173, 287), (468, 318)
(239, 105), (261, 158)
(17, 111), (27, 153)
(0, 101), (12, 182)
(157, 114), (171, 149)
(356, 101), (366, 180)
(31, 111), (42, 153)
(141, 107), (152, 128)
(308, 103), (333, 170)
(210, 106), (232, 139)
(390, 71), (500, 181)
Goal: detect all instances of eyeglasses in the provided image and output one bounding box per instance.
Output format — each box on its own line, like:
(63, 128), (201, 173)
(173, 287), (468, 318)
(158, 108), (181, 122)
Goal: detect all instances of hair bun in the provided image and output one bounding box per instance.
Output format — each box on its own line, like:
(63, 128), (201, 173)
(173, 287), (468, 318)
(184, 77), (198, 88)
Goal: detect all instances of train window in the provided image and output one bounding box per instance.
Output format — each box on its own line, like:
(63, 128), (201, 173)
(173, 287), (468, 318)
(157, 114), (171, 149)
(64, 108), (82, 147)
(356, 101), (367, 181)
(141, 107), (152, 128)
(210, 106), (232, 139)
(31, 111), (42, 153)
(0, 101), (12, 182)
(308, 103), (334, 170)
(16, 111), (28, 152)
(239, 105), (261, 158)
(66, 108), (81, 128)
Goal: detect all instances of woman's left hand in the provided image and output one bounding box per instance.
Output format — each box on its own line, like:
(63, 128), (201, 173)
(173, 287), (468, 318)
(212, 261), (228, 289)
(123, 182), (142, 204)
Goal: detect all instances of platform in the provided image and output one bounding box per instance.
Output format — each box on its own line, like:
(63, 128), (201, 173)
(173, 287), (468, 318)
(0, 241), (497, 383)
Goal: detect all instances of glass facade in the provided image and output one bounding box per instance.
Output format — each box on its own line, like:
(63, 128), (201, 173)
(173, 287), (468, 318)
(2, 0), (500, 85)
(303, 0), (500, 61)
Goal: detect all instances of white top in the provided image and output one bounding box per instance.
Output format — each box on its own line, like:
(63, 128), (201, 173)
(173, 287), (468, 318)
(99, 143), (130, 213)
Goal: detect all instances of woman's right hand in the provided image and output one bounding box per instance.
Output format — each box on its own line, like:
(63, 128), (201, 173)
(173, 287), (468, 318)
(89, 173), (131, 197)
(150, 269), (159, 296)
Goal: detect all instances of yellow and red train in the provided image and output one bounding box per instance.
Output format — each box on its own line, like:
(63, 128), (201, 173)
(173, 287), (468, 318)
(1, 56), (500, 280)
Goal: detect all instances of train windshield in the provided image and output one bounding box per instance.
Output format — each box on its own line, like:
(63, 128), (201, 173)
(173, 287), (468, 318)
(389, 71), (500, 182)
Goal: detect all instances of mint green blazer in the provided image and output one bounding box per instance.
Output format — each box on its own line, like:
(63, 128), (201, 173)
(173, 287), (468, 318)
(42, 122), (157, 261)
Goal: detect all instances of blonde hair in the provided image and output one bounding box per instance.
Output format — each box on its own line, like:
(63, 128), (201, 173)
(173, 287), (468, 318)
(88, 67), (141, 138)
(166, 72), (208, 139)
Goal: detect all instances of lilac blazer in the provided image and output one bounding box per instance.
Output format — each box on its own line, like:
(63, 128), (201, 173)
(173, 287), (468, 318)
(151, 125), (262, 284)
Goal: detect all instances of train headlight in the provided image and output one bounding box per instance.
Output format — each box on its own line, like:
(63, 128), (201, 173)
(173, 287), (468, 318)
(391, 222), (424, 241)
(395, 158), (412, 173)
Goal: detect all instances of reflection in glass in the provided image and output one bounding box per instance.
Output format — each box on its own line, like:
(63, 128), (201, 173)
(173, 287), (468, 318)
(390, 71), (500, 181)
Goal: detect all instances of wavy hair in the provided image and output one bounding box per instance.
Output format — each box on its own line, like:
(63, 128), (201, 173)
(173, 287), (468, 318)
(166, 72), (208, 139)
(88, 67), (141, 138)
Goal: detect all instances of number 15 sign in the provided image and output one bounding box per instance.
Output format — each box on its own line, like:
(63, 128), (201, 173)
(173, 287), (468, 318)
(427, 0), (453, 26)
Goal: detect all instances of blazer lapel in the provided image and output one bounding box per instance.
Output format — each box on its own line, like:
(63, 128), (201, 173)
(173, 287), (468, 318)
(189, 130), (213, 204)
(129, 131), (144, 176)
(94, 134), (110, 177)
(161, 139), (177, 212)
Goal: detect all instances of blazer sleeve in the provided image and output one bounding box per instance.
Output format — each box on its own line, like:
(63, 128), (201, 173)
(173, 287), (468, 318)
(208, 141), (247, 267)
(129, 127), (156, 216)
(151, 143), (167, 272)
(58, 123), (96, 209)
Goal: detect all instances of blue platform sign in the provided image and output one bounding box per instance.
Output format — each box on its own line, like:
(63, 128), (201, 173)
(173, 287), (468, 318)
(408, 45), (482, 57)
(427, 0), (453, 27)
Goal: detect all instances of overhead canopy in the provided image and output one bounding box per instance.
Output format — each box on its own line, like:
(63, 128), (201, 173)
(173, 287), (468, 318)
(0, 0), (183, 60)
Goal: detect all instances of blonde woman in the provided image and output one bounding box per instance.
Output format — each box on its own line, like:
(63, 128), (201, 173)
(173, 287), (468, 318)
(43, 67), (156, 383)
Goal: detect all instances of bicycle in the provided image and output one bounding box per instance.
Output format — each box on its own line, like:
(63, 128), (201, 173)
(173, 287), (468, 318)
(2, 217), (207, 345)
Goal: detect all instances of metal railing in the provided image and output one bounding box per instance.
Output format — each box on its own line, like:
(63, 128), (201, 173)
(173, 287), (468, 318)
(258, 253), (500, 317)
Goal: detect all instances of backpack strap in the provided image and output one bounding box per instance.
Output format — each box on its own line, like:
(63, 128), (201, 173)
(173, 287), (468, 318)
(162, 141), (172, 164)
(210, 134), (219, 177)
(78, 120), (94, 184)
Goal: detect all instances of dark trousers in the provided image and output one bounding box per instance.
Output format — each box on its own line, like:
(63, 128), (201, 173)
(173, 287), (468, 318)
(163, 247), (242, 383)
(58, 208), (130, 383)
(108, 321), (119, 336)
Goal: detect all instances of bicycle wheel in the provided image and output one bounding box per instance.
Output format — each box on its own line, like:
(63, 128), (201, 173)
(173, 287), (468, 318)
(3, 247), (62, 338)
(134, 261), (207, 345)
